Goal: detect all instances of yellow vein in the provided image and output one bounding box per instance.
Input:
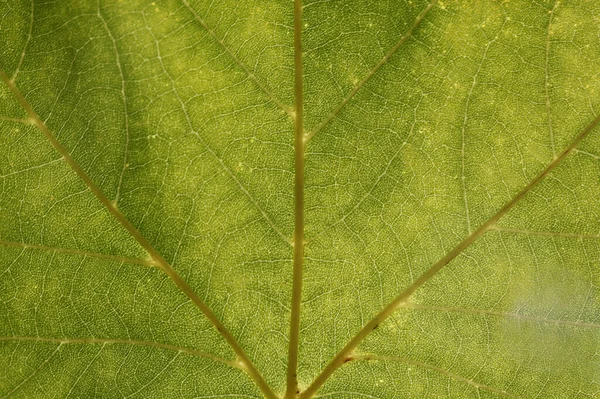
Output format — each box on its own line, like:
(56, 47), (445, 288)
(0, 343), (61, 399)
(11, 0), (34, 81)
(285, 0), (304, 397)
(0, 157), (63, 178)
(300, 113), (600, 398)
(574, 148), (600, 159)
(0, 239), (156, 267)
(0, 336), (240, 368)
(303, 0), (438, 143)
(0, 70), (278, 399)
(0, 116), (32, 124)
(350, 355), (523, 399)
(398, 303), (600, 329)
(545, 0), (559, 158)
(489, 225), (600, 239)
(180, 0), (294, 118)
(97, 2), (130, 206)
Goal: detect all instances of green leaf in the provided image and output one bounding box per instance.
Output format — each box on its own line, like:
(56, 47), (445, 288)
(1, 0), (600, 398)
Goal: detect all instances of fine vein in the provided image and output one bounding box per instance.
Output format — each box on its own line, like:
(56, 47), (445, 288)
(286, 0), (305, 396)
(489, 225), (600, 240)
(301, 113), (600, 398)
(460, 35), (498, 234)
(0, 239), (155, 267)
(180, 0), (294, 118)
(0, 70), (278, 399)
(350, 355), (523, 398)
(303, 0), (438, 143)
(398, 303), (600, 329)
(545, 0), (559, 158)
(97, 2), (130, 206)
(141, 19), (290, 245)
(11, 0), (34, 81)
(0, 343), (61, 399)
(0, 336), (239, 368)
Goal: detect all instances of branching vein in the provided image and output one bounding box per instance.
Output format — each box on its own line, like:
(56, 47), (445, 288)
(180, 0), (294, 118)
(545, 0), (559, 158)
(489, 225), (600, 240)
(399, 303), (600, 329)
(10, 0), (33, 81)
(97, 2), (130, 206)
(0, 343), (61, 399)
(3, 336), (240, 367)
(0, 239), (155, 267)
(303, 0), (438, 143)
(300, 112), (600, 398)
(0, 70), (278, 399)
(142, 19), (290, 246)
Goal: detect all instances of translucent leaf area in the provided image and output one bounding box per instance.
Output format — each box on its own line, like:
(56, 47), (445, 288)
(1, 0), (599, 398)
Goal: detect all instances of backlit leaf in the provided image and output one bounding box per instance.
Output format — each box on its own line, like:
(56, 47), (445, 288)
(1, 0), (599, 398)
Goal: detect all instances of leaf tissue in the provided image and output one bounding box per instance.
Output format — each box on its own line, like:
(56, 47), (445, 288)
(1, 0), (600, 398)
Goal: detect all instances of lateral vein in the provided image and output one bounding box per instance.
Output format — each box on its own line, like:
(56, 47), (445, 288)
(398, 303), (600, 329)
(0, 336), (241, 368)
(142, 19), (290, 246)
(489, 225), (600, 240)
(11, 0), (34, 81)
(0, 70), (278, 399)
(303, 0), (438, 143)
(300, 113), (600, 398)
(0, 342), (61, 399)
(545, 0), (559, 158)
(97, 2), (130, 206)
(0, 239), (156, 267)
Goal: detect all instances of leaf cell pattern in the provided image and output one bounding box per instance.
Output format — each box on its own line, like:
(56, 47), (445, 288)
(1, 0), (600, 398)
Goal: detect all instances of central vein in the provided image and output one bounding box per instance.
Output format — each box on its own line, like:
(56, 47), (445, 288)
(286, 0), (305, 396)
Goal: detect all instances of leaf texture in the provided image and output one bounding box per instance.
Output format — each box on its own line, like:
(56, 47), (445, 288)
(1, 0), (600, 398)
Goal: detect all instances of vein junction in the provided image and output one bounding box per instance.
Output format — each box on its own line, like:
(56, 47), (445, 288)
(0, 70), (278, 399)
(300, 113), (600, 398)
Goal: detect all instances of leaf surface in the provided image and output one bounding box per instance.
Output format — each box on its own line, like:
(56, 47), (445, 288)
(1, 0), (600, 398)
